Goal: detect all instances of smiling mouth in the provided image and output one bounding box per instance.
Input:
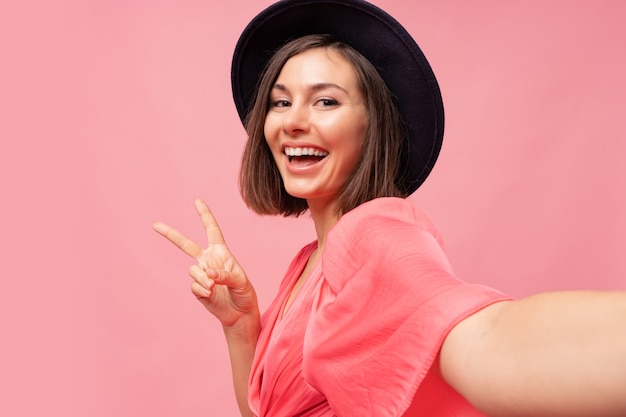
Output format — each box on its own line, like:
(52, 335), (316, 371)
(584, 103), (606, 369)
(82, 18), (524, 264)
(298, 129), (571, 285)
(284, 146), (328, 164)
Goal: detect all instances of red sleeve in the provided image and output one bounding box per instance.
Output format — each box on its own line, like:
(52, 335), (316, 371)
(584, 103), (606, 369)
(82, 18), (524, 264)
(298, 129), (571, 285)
(302, 198), (511, 416)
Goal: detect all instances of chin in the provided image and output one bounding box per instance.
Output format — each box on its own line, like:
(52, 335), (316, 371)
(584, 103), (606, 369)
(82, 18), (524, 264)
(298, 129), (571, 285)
(283, 188), (312, 200)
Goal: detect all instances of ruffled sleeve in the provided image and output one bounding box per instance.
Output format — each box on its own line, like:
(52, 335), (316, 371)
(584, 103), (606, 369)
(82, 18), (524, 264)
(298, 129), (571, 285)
(302, 198), (510, 416)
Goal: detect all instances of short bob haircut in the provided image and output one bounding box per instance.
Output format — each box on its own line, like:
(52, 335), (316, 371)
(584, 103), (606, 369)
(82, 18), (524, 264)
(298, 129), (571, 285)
(239, 34), (408, 217)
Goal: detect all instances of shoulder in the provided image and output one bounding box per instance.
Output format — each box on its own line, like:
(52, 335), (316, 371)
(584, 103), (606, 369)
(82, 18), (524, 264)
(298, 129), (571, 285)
(322, 198), (453, 294)
(329, 197), (444, 247)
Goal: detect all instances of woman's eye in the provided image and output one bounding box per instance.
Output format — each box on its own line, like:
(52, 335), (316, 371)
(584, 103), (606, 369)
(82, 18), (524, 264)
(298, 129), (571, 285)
(270, 99), (290, 108)
(317, 98), (338, 107)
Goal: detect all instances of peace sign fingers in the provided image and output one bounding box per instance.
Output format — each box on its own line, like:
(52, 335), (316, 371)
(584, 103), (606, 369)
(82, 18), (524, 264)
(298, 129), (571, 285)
(152, 221), (204, 260)
(194, 198), (226, 246)
(152, 198), (228, 262)
(153, 198), (259, 327)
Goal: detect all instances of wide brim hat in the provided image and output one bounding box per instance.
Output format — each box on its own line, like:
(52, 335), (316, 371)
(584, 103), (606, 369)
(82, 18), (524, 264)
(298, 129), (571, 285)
(231, 0), (444, 195)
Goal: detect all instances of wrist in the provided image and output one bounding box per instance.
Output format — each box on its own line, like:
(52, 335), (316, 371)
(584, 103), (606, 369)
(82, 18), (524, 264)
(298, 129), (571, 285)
(223, 311), (261, 345)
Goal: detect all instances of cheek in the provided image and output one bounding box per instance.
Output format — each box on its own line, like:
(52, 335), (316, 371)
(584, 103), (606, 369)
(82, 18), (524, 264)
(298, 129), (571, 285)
(345, 125), (367, 169)
(339, 120), (367, 156)
(263, 119), (283, 165)
(263, 118), (279, 148)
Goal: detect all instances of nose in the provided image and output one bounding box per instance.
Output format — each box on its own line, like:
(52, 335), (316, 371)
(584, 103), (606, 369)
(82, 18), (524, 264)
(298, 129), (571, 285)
(282, 103), (310, 136)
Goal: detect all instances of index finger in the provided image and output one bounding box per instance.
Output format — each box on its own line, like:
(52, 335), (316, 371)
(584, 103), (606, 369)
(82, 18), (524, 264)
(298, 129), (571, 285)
(152, 221), (203, 260)
(194, 198), (226, 246)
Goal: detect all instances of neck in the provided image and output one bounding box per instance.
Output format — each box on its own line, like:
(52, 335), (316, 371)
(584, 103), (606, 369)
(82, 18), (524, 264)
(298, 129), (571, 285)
(307, 199), (342, 252)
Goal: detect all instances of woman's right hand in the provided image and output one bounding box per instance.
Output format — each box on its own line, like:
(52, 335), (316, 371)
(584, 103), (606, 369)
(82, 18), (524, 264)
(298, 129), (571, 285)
(153, 198), (259, 329)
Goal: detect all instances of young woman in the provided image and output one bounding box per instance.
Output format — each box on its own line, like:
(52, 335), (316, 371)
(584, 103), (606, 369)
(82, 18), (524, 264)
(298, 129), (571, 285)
(153, 1), (626, 416)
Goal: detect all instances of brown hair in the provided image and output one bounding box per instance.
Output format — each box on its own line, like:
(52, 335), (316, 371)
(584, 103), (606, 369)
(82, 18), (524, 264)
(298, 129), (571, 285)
(239, 34), (407, 217)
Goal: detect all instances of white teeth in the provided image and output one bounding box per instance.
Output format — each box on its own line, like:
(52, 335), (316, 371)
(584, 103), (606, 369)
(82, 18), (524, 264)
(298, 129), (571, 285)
(284, 147), (328, 157)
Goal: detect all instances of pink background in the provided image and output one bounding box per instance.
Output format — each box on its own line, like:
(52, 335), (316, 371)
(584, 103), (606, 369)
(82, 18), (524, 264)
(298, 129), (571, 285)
(2, 0), (625, 415)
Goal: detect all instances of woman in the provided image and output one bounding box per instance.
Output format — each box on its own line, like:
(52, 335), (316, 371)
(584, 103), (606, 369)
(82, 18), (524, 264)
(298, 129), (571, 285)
(153, 1), (626, 416)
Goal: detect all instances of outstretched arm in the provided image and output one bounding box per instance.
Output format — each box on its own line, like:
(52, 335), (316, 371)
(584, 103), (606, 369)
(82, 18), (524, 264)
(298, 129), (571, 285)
(153, 198), (260, 417)
(441, 291), (626, 417)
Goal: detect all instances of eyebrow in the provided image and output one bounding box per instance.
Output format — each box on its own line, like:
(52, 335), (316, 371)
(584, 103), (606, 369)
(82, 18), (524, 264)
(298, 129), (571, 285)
(272, 82), (349, 94)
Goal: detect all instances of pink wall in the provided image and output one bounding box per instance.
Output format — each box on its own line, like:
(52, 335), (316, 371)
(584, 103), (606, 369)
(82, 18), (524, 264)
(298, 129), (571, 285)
(2, 0), (624, 416)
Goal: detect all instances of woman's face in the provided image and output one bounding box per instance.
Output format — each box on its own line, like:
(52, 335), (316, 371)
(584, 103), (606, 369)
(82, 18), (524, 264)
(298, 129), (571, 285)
(264, 47), (368, 209)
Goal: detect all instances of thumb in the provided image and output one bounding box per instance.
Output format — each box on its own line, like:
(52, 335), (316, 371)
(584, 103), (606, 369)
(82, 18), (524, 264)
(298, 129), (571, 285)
(205, 267), (240, 288)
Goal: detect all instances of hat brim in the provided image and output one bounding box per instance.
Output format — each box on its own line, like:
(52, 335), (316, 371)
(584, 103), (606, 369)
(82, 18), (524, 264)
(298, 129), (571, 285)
(231, 0), (444, 194)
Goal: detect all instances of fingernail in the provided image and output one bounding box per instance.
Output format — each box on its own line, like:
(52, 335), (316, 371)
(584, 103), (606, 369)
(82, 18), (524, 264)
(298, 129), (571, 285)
(152, 222), (166, 233)
(207, 268), (221, 280)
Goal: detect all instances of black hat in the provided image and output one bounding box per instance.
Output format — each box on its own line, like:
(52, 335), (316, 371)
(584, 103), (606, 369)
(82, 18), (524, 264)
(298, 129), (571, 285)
(231, 0), (444, 195)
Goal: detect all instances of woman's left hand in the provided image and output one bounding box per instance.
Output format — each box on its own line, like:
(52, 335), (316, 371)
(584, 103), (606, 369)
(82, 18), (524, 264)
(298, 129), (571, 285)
(152, 198), (259, 329)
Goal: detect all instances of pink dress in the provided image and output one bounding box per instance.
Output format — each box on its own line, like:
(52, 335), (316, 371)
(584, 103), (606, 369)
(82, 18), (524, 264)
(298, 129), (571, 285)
(248, 198), (511, 416)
